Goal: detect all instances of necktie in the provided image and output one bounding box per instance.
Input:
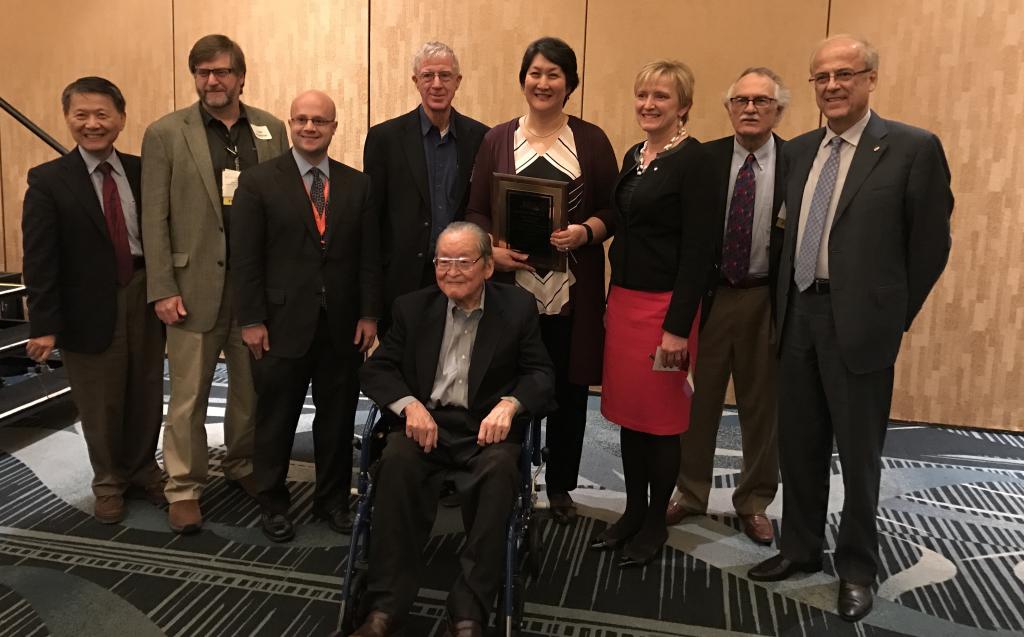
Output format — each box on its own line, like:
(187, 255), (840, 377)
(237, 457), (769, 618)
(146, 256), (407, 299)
(97, 162), (134, 286)
(310, 167), (327, 239)
(794, 137), (843, 291)
(721, 153), (757, 284)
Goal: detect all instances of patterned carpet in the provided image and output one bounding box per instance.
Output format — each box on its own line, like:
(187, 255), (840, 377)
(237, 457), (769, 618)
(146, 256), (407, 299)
(1, 368), (1022, 637)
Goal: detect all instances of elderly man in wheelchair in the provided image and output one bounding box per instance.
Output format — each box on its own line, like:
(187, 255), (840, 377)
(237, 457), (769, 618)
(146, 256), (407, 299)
(348, 222), (555, 637)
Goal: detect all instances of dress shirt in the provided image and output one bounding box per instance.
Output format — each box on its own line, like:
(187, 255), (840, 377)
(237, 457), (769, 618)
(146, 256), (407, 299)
(419, 106), (458, 250)
(292, 147), (331, 192)
(794, 109), (872, 279)
(79, 147), (142, 256)
(724, 135), (775, 277)
(200, 103), (258, 243)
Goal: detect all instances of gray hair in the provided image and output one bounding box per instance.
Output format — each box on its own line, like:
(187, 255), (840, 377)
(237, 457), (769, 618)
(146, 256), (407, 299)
(723, 66), (791, 115)
(438, 222), (492, 260)
(810, 34), (880, 72)
(412, 41), (460, 76)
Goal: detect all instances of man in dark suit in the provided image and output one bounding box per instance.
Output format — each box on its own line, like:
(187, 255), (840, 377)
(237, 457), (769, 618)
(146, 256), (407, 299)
(22, 77), (165, 524)
(748, 35), (953, 622)
(668, 67), (787, 546)
(230, 90), (380, 542)
(351, 222), (554, 637)
(363, 41), (488, 334)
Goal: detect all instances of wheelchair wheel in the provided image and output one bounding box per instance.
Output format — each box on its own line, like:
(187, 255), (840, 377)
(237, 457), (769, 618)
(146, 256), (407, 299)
(340, 565), (368, 634)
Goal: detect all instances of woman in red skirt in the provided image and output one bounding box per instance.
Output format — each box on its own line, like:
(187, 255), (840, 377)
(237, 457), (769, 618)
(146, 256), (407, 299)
(595, 60), (716, 567)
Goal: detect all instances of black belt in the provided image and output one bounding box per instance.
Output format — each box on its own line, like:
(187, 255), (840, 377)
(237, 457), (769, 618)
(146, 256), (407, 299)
(720, 275), (769, 289)
(802, 278), (830, 294)
(132, 256), (146, 272)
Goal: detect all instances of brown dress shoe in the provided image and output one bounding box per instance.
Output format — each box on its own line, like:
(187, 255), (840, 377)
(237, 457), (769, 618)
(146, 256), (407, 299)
(94, 495), (124, 524)
(665, 501), (701, 526)
(739, 513), (775, 545)
(447, 617), (482, 637)
(168, 499), (203, 534)
(350, 610), (395, 636)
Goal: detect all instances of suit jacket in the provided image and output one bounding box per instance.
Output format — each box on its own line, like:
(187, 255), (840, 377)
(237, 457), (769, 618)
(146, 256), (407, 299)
(362, 107), (488, 319)
(777, 111), (953, 373)
(360, 282), (555, 442)
(141, 102), (288, 332)
(22, 148), (143, 353)
(229, 151), (381, 358)
(701, 133), (786, 327)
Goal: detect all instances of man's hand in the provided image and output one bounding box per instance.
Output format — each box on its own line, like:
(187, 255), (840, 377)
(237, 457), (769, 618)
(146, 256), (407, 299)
(155, 295), (187, 325)
(659, 331), (689, 370)
(478, 398), (517, 446)
(404, 401), (439, 453)
(353, 318), (377, 353)
(492, 246), (535, 272)
(242, 324), (270, 360)
(26, 335), (56, 363)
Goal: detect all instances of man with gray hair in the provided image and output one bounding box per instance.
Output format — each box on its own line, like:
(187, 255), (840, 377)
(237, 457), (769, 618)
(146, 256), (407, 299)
(666, 67), (788, 547)
(363, 41), (489, 335)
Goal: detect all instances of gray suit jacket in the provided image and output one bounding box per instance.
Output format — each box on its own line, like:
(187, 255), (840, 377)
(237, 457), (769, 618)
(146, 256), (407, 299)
(776, 111), (953, 373)
(141, 101), (288, 332)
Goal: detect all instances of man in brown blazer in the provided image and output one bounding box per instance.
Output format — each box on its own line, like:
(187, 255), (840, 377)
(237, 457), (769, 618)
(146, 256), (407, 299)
(141, 34), (288, 533)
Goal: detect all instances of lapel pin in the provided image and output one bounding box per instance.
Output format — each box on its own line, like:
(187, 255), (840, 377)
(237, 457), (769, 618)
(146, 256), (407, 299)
(873, 146), (880, 152)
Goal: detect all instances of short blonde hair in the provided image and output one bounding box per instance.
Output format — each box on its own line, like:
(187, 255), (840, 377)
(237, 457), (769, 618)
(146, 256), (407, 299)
(634, 60), (695, 124)
(810, 34), (879, 72)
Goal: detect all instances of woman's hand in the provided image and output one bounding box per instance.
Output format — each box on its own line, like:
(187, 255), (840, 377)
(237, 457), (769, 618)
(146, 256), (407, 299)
(659, 331), (689, 369)
(550, 224), (588, 252)
(492, 245), (535, 272)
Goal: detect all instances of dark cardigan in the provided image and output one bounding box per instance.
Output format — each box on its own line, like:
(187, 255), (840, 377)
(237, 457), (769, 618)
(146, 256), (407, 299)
(608, 137), (716, 336)
(466, 116), (619, 386)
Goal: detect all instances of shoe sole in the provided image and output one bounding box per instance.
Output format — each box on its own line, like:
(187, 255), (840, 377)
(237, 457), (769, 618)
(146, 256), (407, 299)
(262, 529), (295, 543)
(839, 601), (874, 622)
(748, 564), (822, 582)
(169, 521), (202, 534)
(94, 514), (124, 525)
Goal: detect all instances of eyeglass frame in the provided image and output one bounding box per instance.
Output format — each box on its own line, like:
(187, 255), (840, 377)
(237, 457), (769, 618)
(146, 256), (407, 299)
(193, 67), (235, 79)
(432, 255), (483, 272)
(417, 70), (458, 84)
(727, 96), (778, 110)
(808, 68), (873, 87)
(290, 116), (337, 128)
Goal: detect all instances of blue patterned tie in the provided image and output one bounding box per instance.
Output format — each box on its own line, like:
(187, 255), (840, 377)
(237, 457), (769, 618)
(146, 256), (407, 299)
(721, 153), (757, 284)
(794, 137), (843, 291)
(310, 167), (327, 215)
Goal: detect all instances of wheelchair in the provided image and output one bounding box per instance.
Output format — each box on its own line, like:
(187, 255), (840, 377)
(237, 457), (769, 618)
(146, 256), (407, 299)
(339, 404), (546, 636)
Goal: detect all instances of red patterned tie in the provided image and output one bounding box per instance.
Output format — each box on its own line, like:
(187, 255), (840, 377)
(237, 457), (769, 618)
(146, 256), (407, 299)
(97, 162), (134, 286)
(721, 153), (757, 284)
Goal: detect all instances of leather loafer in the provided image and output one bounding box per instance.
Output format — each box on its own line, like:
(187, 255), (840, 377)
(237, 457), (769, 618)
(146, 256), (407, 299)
(747, 553), (822, 581)
(315, 507), (354, 534)
(168, 499), (203, 534)
(94, 494), (124, 524)
(739, 513), (775, 545)
(665, 501), (701, 526)
(260, 511), (295, 543)
(447, 617), (482, 637)
(350, 609), (395, 637)
(838, 580), (873, 622)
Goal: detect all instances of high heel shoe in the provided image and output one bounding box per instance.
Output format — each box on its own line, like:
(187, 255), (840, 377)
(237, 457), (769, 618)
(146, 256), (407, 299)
(616, 549), (659, 568)
(589, 533), (628, 551)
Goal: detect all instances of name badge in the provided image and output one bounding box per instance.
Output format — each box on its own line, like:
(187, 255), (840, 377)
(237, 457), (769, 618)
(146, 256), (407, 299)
(250, 124), (273, 140)
(222, 168), (241, 205)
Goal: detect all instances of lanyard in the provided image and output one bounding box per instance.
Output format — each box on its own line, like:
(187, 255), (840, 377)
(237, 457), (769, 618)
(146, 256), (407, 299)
(303, 177), (330, 245)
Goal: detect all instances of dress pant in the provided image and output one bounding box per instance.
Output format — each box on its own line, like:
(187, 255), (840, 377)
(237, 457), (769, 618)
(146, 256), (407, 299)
(250, 310), (361, 515)
(777, 286), (893, 585)
(62, 269), (165, 497)
(363, 410), (520, 625)
(162, 280), (255, 502)
(676, 284), (778, 515)
(539, 315), (589, 494)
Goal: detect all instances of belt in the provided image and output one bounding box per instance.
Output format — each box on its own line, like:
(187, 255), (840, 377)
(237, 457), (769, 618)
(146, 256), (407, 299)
(132, 256), (146, 272)
(720, 275), (769, 289)
(802, 278), (830, 294)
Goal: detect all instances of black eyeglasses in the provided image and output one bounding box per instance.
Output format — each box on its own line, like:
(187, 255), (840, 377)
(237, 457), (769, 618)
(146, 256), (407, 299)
(194, 67), (234, 79)
(808, 68), (872, 86)
(433, 256), (482, 272)
(728, 96), (777, 110)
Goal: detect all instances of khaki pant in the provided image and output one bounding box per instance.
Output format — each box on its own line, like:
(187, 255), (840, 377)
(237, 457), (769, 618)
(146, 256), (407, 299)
(162, 281), (254, 502)
(676, 284), (779, 516)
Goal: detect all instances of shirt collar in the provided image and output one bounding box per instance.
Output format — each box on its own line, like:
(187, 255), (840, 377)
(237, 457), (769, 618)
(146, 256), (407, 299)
(200, 102), (249, 127)
(824, 109), (872, 149)
(291, 147), (330, 180)
(79, 146), (122, 175)
(446, 284), (486, 318)
(732, 134), (775, 169)
(419, 105), (457, 138)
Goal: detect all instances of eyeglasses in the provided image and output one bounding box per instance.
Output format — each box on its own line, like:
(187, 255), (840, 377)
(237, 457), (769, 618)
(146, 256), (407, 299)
(808, 68), (872, 87)
(728, 96), (777, 110)
(433, 256), (482, 272)
(417, 71), (457, 84)
(291, 117), (336, 128)
(193, 67), (234, 79)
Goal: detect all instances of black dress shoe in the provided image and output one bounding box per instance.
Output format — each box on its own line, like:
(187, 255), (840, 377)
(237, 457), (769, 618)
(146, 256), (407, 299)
(315, 507), (354, 534)
(589, 533), (628, 551)
(548, 492), (577, 526)
(260, 512), (295, 542)
(838, 580), (873, 622)
(617, 548), (659, 568)
(747, 553), (822, 581)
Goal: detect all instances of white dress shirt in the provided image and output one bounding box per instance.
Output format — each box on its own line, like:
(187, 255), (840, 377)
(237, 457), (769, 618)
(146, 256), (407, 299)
(724, 135), (776, 278)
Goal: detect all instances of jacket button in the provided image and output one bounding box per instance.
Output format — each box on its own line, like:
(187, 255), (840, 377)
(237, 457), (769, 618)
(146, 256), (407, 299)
(423, 221), (429, 227)
(416, 252), (424, 258)
(219, 227), (224, 232)
(217, 260), (224, 267)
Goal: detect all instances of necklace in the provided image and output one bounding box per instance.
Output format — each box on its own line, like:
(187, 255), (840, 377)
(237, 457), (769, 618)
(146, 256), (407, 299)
(636, 126), (688, 175)
(523, 114), (567, 139)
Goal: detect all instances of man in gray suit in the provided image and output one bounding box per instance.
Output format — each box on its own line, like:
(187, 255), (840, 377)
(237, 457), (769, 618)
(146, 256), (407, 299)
(748, 35), (953, 623)
(142, 34), (288, 534)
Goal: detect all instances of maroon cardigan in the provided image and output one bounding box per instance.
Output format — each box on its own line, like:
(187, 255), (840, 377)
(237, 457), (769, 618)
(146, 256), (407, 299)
(466, 116), (619, 386)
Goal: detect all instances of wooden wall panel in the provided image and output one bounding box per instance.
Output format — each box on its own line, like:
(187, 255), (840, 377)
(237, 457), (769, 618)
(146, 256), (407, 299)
(172, 0), (369, 168)
(0, 1), (174, 272)
(830, 0), (1024, 430)
(369, 0), (587, 131)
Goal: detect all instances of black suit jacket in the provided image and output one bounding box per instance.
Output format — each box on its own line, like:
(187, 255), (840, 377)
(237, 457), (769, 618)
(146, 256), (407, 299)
(22, 148), (143, 353)
(363, 107), (488, 322)
(777, 111), (953, 373)
(700, 133), (786, 327)
(230, 151), (382, 358)
(359, 282), (555, 442)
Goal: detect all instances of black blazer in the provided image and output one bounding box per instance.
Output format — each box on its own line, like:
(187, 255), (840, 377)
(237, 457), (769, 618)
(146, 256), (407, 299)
(359, 282), (555, 442)
(700, 133), (786, 327)
(777, 111), (953, 373)
(230, 151), (382, 359)
(22, 148), (144, 353)
(362, 107), (488, 321)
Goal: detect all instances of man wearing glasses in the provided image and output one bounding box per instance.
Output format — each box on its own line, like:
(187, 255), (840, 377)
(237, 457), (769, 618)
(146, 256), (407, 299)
(353, 222), (553, 637)
(667, 68), (788, 547)
(748, 35), (953, 622)
(363, 41), (488, 336)
(141, 34), (287, 534)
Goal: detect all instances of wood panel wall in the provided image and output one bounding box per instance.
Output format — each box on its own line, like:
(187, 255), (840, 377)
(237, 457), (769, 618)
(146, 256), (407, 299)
(0, 0), (1019, 430)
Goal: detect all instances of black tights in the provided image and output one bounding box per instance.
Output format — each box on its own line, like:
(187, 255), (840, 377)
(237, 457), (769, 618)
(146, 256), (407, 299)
(605, 427), (680, 559)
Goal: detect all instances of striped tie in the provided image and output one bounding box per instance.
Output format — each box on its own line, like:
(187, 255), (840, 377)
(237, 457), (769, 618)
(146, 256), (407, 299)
(794, 137), (843, 291)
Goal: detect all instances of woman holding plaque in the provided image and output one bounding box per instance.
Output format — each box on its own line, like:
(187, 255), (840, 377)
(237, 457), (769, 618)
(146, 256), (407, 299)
(466, 36), (618, 525)
(591, 60), (715, 567)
